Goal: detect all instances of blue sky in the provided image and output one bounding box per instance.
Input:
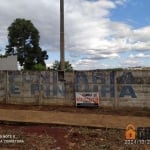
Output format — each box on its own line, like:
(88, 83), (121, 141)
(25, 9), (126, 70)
(0, 0), (150, 70)
(109, 0), (150, 68)
(110, 0), (150, 28)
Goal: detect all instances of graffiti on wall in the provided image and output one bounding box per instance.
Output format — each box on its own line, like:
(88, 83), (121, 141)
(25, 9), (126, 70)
(75, 71), (137, 98)
(6, 71), (137, 98)
(118, 72), (136, 98)
(8, 72), (65, 97)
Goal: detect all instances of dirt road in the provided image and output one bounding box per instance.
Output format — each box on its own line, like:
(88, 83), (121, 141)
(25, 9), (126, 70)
(0, 107), (149, 129)
(0, 105), (149, 149)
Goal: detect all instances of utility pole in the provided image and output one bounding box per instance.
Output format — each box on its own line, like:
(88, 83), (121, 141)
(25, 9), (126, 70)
(60, 0), (65, 71)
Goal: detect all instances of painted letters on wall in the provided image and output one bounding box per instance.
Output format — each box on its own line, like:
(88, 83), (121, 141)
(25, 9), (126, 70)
(8, 71), (65, 98)
(2, 70), (137, 99)
(75, 71), (136, 98)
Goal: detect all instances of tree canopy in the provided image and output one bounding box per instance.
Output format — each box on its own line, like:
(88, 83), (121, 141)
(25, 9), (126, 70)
(52, 60), (73, 72)
(5, 18), (48, 70)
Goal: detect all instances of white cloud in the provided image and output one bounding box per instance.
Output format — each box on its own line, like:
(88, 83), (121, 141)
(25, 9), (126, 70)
(120, 52), (150, 68)
(123, 59), (141, 67)
(120, 57), (144, 68)
(132, 27), (150, 42)
(82, 52), (120, 60)
(115, 0), (127, 5)
(74, 58), (109, 70)
(45, 59), (54, 66)
(129, 53), (150, 59)
(0, 0), (149, 69)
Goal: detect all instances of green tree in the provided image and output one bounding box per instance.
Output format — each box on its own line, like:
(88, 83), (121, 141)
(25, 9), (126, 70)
(32, 63), (46, 71)
(52, 60), (73, 72)
(5, 18), (48, 70)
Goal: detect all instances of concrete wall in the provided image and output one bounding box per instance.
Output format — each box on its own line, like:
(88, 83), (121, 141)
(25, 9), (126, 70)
(0, 56), (17, 70)
(0, 70), (150, 108)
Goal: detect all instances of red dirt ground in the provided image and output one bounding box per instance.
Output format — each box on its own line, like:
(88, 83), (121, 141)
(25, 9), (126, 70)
(0, 124), (147, 150)
(0, 104), (149, 149)
(0, 104), (149, 117)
